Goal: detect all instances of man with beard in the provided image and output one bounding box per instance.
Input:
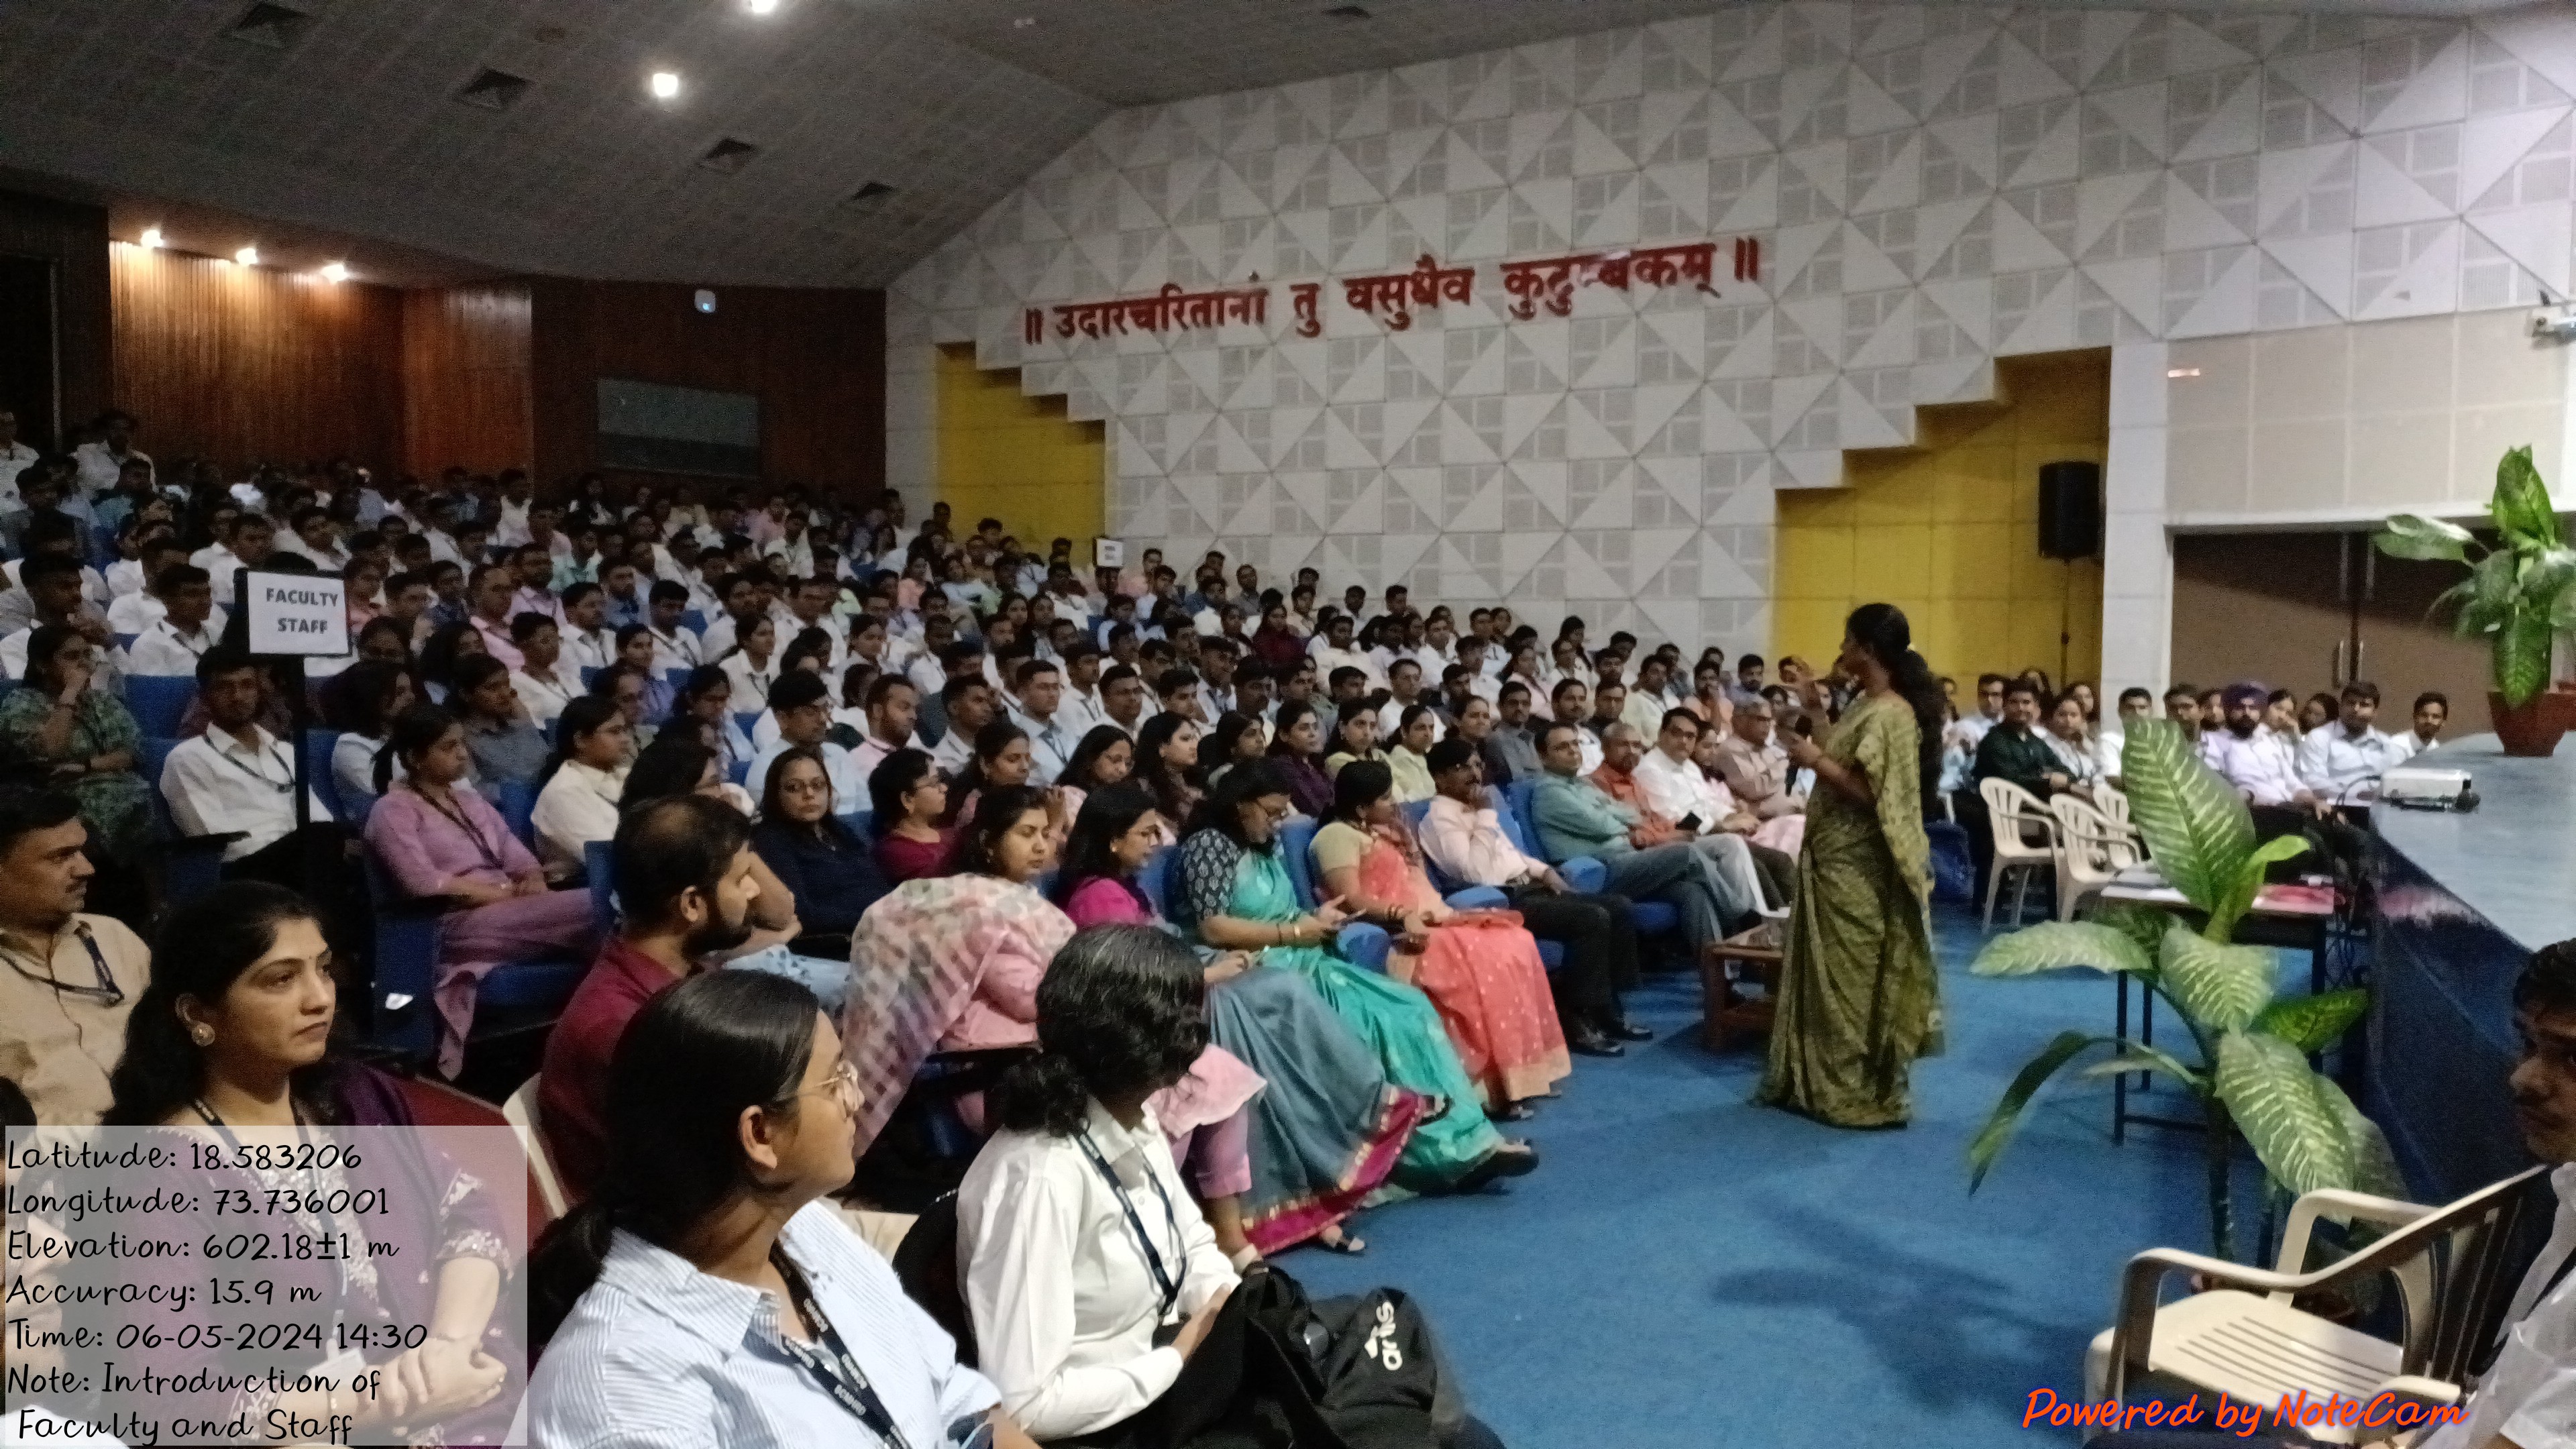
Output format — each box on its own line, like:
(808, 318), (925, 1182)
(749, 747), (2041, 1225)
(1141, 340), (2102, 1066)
(539, 794), (763, 1199)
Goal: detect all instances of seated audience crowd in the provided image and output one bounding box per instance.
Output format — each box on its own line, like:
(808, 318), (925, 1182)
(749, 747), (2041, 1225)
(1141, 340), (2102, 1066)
(0, 437), (2517, 1449)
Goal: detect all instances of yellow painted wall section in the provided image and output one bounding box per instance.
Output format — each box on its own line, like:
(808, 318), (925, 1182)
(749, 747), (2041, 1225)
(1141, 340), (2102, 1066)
(1773, 350), (2107, 690)
(936, 343), (1106, 549)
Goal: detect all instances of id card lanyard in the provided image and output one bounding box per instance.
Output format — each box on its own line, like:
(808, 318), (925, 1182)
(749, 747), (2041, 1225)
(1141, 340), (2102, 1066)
(1074, 1129), (1186, 1326)
(772, 1249), (916, 1449)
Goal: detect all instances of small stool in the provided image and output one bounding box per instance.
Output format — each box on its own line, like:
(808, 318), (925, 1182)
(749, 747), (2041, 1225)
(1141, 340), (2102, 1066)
(1700, 921), (1784, 1051)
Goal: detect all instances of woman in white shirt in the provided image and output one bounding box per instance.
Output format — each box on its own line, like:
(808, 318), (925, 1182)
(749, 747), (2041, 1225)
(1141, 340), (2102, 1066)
(959, 925), (1509, 1449)
(719, 614), (782, 715)
(320, 658), (413, 822)
(2041, 694), (2100, 792)
(527, 969), (1034, 1449)
(531, 697), (631, 880)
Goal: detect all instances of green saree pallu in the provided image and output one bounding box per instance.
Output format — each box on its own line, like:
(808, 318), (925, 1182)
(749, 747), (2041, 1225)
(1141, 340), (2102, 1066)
(1226, 850), (1507, 1189)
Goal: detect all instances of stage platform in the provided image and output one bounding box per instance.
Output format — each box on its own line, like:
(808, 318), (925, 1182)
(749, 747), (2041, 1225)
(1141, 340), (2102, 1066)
(2367, 735), (2575, 1210)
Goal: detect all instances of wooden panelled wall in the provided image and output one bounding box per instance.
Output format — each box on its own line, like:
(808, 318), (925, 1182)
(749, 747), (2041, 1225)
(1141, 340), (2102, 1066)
(110, 244), (409, 470)
(528, 280), (885, 501)
(0, 192), (112, 450)
(402, 284), (533, 476)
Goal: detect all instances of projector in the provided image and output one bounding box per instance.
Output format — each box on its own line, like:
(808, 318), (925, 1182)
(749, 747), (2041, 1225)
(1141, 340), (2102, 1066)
(2379, 766), (2476, 811)
(2532, 305), (2576, 342)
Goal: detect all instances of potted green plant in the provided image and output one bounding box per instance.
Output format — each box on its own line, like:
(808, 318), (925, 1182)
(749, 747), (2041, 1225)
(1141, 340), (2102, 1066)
(2372, 444), (2576, 757)
(1966, 721), (2398, 1261)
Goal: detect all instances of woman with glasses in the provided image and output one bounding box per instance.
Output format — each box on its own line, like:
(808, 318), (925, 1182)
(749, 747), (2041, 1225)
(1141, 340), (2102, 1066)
(530, 963), (1036, 1447)
(749, 744), (888, 972)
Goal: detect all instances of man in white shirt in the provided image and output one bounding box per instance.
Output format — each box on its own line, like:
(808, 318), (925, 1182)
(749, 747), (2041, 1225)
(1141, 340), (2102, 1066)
(2297, 680), (2408, 807)
(2416, 937), (2576, 1449)
(160, 649), (333, 881)
(0, 556), (119, 691)
(206, 511), (281, 602)
(2393, 690), (2450, 761)
(2095, 687), (2153, 785)
(492, 472), (535, 548)
(643, 582), (702, 676)
(932, 676), (999, 777)
(1308, 614), (1384, 691)
(1006, 659), (1073, 786)
(1633, 709), (1758, 841)
(1097, 665), (1150, 741)
(1952, 672), (2007, 751)
(106, 539), (189, 634)
(119, 564), (223, 678)
(743, 673), (864, 808)
(849, 676), (930, 782)
(1548, 678), (1605, 776)
(557, 582), (616, 674)
(1057, 647), (1107, 737)
(68, 411), (146, 500)
(2202, 684), (2320, 812)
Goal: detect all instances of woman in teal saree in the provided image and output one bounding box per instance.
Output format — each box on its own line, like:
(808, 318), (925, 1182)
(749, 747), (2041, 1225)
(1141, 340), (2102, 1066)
(1174, 761), (1540, 1194)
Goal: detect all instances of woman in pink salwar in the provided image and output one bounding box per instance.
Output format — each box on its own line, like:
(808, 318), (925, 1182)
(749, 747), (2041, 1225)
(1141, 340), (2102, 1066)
(843, 784), (1270, 1259)
(364, 706), (598, 1077)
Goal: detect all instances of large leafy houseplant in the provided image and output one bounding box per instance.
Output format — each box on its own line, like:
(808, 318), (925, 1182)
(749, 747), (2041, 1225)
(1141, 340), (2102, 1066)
(1965, 721), (2398, 1261)
(2373, 444), (2576, 709)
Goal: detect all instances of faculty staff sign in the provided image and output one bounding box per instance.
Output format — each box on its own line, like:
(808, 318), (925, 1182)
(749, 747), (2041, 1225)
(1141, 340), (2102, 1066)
(242, 572), (350, 657)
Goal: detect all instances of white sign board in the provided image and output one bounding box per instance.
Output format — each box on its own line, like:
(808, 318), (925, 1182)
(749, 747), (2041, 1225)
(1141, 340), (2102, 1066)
(243, 572), (350, 657)
(1093, 538), (1126, 570)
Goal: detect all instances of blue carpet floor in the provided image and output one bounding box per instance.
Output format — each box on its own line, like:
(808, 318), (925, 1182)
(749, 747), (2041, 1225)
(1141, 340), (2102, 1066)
(1280, 904), (2233, 1448)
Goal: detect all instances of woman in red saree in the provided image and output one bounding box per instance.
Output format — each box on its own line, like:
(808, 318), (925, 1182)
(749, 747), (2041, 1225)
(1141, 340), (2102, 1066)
(1309, 760), (1570, 1116)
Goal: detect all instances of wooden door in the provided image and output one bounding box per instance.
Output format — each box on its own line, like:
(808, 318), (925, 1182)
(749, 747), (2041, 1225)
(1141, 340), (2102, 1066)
(2169, 532), (2355, 696)
(2354, 545), (2504, 730)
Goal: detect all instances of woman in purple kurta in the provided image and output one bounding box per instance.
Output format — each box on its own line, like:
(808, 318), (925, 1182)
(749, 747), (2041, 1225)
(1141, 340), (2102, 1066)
(365, 705), (597, 1076)
(88, 881), (524, 1445)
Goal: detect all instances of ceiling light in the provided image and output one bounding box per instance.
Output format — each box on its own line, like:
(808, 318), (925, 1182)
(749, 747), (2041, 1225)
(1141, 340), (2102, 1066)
(743, 0), (779, 12)
(235, 246), (260, 266)
(140, 227), (164, 249)
(649, 70), (681, 100)
(320, 262), (350, 283)
(2166, 367), (2202, 379)
(1012, 15), (1036, 26)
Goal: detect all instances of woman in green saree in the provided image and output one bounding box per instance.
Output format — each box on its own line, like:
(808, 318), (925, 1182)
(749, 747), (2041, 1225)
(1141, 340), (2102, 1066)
(1755, 602), (1946, 1129)
(1174, 759), (1540, 1193)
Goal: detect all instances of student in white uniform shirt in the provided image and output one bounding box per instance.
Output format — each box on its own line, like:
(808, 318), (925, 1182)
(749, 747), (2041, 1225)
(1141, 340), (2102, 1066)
(68, 410), (146, 499)
(106, 540), (189, 634)
(205, 511), (282, 602)
(2295, 680), (2408, 808)
(1, 556), (119, 691)
(718, 616), (783, 716)
(2393, 690), (2450, 761)
(117, 564), (224, 678)
(643, 581), (703, 676)
(556, 582), (617, 674)
(159, 649), (333, 879)
(741, 673), (863, 808)
(930, 676), (999, 777)
(509, 613), (586, 727)
(1004, 658), (1075, 786)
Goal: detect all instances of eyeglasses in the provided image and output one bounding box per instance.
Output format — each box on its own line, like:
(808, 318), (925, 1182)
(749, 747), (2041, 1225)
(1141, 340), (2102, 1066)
(792, 1061), (863, 1113)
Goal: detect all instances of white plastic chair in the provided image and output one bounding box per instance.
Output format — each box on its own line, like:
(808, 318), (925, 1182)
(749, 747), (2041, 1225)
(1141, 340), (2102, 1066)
(2084, 1165), (2548, 1445)
(2094, 782), (2133, 827)
(1978, 777), (2057, 929)
(504, 1075), (569, 1222)
(2049, 794), (2139, 921)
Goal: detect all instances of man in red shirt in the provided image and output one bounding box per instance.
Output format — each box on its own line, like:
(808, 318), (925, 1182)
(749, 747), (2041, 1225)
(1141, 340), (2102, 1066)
(537, 795), (762, 1201)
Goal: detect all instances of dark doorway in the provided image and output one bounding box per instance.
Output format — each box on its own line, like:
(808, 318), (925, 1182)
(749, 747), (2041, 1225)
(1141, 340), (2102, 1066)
(0, 254), (60, 451)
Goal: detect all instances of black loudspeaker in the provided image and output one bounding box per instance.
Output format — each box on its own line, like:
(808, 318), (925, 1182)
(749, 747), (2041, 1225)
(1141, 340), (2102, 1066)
(2037, 460), (2102, 560)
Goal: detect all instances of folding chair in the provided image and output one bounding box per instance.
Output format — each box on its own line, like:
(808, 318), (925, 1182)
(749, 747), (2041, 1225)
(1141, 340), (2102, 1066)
(2087, 1165), (2548, 1445)
(1976, 777), (2057, 929)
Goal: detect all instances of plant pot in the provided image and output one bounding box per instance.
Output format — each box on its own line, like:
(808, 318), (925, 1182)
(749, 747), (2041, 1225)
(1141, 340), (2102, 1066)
(2490, 690), (2571, 757)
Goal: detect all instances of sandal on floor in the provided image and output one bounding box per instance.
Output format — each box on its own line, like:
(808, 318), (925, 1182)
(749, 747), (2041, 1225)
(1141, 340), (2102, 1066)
(1494, 1100), (1537, 1122)
(1314, 1227), (1366, 1255)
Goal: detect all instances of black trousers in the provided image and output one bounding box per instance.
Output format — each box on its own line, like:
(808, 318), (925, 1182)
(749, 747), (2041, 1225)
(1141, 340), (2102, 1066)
(1503, 884), (1634, 1027)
